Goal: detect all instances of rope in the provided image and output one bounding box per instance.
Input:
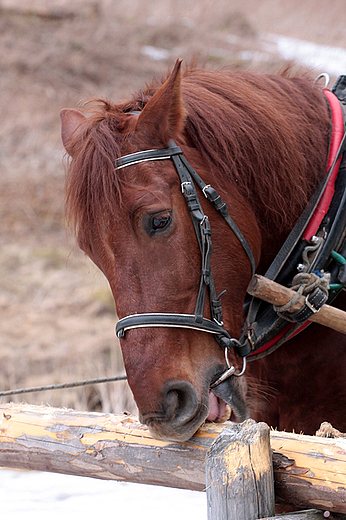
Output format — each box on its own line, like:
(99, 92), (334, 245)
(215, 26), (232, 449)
(290, 271), (330, 296)
(274, 271), (330, 315)
(0, 374), (127, 398)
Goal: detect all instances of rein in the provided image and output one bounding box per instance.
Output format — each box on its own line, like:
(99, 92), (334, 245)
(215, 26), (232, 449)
(115, 141), (255, 384)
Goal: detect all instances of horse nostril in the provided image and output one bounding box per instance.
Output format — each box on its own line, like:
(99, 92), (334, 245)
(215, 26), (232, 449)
(163, 380), (200, 422)
(140, 379), (209, 441)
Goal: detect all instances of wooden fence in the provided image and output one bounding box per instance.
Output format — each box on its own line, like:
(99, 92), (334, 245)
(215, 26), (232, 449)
(0, 403), (345, 519)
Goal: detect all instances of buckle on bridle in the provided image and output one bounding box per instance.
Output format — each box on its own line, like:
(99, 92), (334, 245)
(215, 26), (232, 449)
(181, 181), (191, 194)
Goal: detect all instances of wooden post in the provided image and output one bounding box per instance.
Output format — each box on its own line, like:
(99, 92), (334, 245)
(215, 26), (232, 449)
(205, 419), (275, 520)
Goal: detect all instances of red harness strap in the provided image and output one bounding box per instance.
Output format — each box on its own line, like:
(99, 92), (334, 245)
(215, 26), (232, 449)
(303, 88), (345, 239)
(248, 89), (345, 357)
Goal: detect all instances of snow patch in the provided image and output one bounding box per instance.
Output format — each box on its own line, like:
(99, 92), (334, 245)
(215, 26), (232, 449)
(0, 469), (207, 520)
(266, 33), (346, 76)
(141, 46), (170, 61)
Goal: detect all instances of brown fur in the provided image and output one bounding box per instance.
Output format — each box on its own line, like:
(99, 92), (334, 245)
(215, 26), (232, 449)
(66, 66), (330, 242)
(62, 62), (346, 441)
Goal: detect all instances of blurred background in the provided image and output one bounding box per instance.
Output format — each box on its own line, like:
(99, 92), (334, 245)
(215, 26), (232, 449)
(0, 0), (345, 415)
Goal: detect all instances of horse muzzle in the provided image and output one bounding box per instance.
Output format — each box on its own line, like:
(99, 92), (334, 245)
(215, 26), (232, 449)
(138, 375), (248, 442)
(139, 379), (209, 442)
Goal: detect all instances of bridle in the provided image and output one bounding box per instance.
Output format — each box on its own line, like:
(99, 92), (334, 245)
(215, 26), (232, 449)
(115, 140), (256, 385)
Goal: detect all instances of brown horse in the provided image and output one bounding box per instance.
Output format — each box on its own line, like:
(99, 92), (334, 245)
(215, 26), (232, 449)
(61, 60), (346, 442)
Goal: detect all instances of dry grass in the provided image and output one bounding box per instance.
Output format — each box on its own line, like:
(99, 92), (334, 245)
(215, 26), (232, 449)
(0, 0), (345, 414)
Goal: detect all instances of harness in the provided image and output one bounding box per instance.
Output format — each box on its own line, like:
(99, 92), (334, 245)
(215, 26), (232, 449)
(115, 75), (346, 386)
(239, 76), (346, 358)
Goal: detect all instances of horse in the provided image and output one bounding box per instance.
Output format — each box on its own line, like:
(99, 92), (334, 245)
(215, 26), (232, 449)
(60, 59), (346, 442)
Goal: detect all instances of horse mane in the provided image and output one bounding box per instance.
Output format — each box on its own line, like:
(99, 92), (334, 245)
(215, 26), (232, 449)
(65, 66), (331, 239)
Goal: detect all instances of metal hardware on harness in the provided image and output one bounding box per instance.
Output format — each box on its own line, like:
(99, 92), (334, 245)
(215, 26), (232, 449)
(115, 140), (257, 385)
(273, 271), (329, 323)
(297, 235), (325, 273)
(210, 348), (247, 388)
(304, 293), (322, 314)
(314, 73), (330, 88)
(181, 181), (191, 193)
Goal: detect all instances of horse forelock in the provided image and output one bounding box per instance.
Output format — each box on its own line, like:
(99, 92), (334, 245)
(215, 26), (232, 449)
(65, 67), (331, 244)
(65, 100), (143, 237)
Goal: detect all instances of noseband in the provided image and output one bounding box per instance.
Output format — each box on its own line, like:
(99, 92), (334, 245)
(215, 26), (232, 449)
(115, 140), (255, 384)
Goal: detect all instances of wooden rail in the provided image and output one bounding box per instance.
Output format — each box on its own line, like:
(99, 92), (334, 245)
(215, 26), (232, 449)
(0, 404), (346, 518)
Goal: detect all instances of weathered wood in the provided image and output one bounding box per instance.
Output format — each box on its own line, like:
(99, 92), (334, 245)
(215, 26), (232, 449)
(0, 403), (225, 490)
(260, 510), (325, 519)
(205, 419), (275, 520)
(247, 274), (346, 334)
(1, 404), (346, 515)
(271, 430), (346, 513)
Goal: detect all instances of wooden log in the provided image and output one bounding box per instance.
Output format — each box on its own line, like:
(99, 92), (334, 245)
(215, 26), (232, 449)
(271, 430), (346, 513)
(247, 274), (346, 334)
(1, 404), (346, 514)
(0, 403), (225, 490)
(205, 419), (275, 520)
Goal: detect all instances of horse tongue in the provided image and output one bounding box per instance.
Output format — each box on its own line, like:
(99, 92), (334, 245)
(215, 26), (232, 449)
(207, 390), (229, 422)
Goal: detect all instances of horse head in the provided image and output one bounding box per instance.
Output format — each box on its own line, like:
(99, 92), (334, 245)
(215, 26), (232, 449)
(61, 60), (262, 441)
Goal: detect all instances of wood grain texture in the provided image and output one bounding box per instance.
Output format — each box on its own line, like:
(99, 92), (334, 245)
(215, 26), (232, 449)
(247, 274), (346, 334)
(1, 404), (346, 514)
(0, 403), (226, 490)
(271, 430), (346, 513)
(205, 419), (275, 520)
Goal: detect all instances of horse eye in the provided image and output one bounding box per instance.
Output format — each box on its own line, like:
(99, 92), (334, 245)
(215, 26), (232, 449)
(148, 211), (172, 234)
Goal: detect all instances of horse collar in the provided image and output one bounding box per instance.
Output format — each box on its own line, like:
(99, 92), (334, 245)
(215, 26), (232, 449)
(239, 77), (346, 359)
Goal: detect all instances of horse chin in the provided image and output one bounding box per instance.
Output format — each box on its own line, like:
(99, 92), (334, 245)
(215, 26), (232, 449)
(144, 413), (207, 443)
(211, 376), (249, 423)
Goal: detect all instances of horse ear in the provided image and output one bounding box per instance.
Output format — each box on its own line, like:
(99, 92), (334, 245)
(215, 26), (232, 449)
(60, 108), (86, 156)
(135, 59), (186, 146)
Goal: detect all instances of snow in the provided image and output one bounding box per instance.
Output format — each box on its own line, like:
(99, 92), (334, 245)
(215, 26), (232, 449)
(267, 33), (346, 76)
(141, 46), (170, 61)
(0, 469), (207, 519)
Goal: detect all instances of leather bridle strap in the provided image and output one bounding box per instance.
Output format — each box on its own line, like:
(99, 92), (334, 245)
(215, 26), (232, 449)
(116, 141), (256, 276)
(115, 144), (183, 169)
(116, 313), (232, 338)
(174, 152), (256, 276)
(115, 140), (255, 359)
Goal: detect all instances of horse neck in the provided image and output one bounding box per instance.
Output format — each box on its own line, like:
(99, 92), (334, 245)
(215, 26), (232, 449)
(229, 88), (331, 274)
(181, 71), (331, 274)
